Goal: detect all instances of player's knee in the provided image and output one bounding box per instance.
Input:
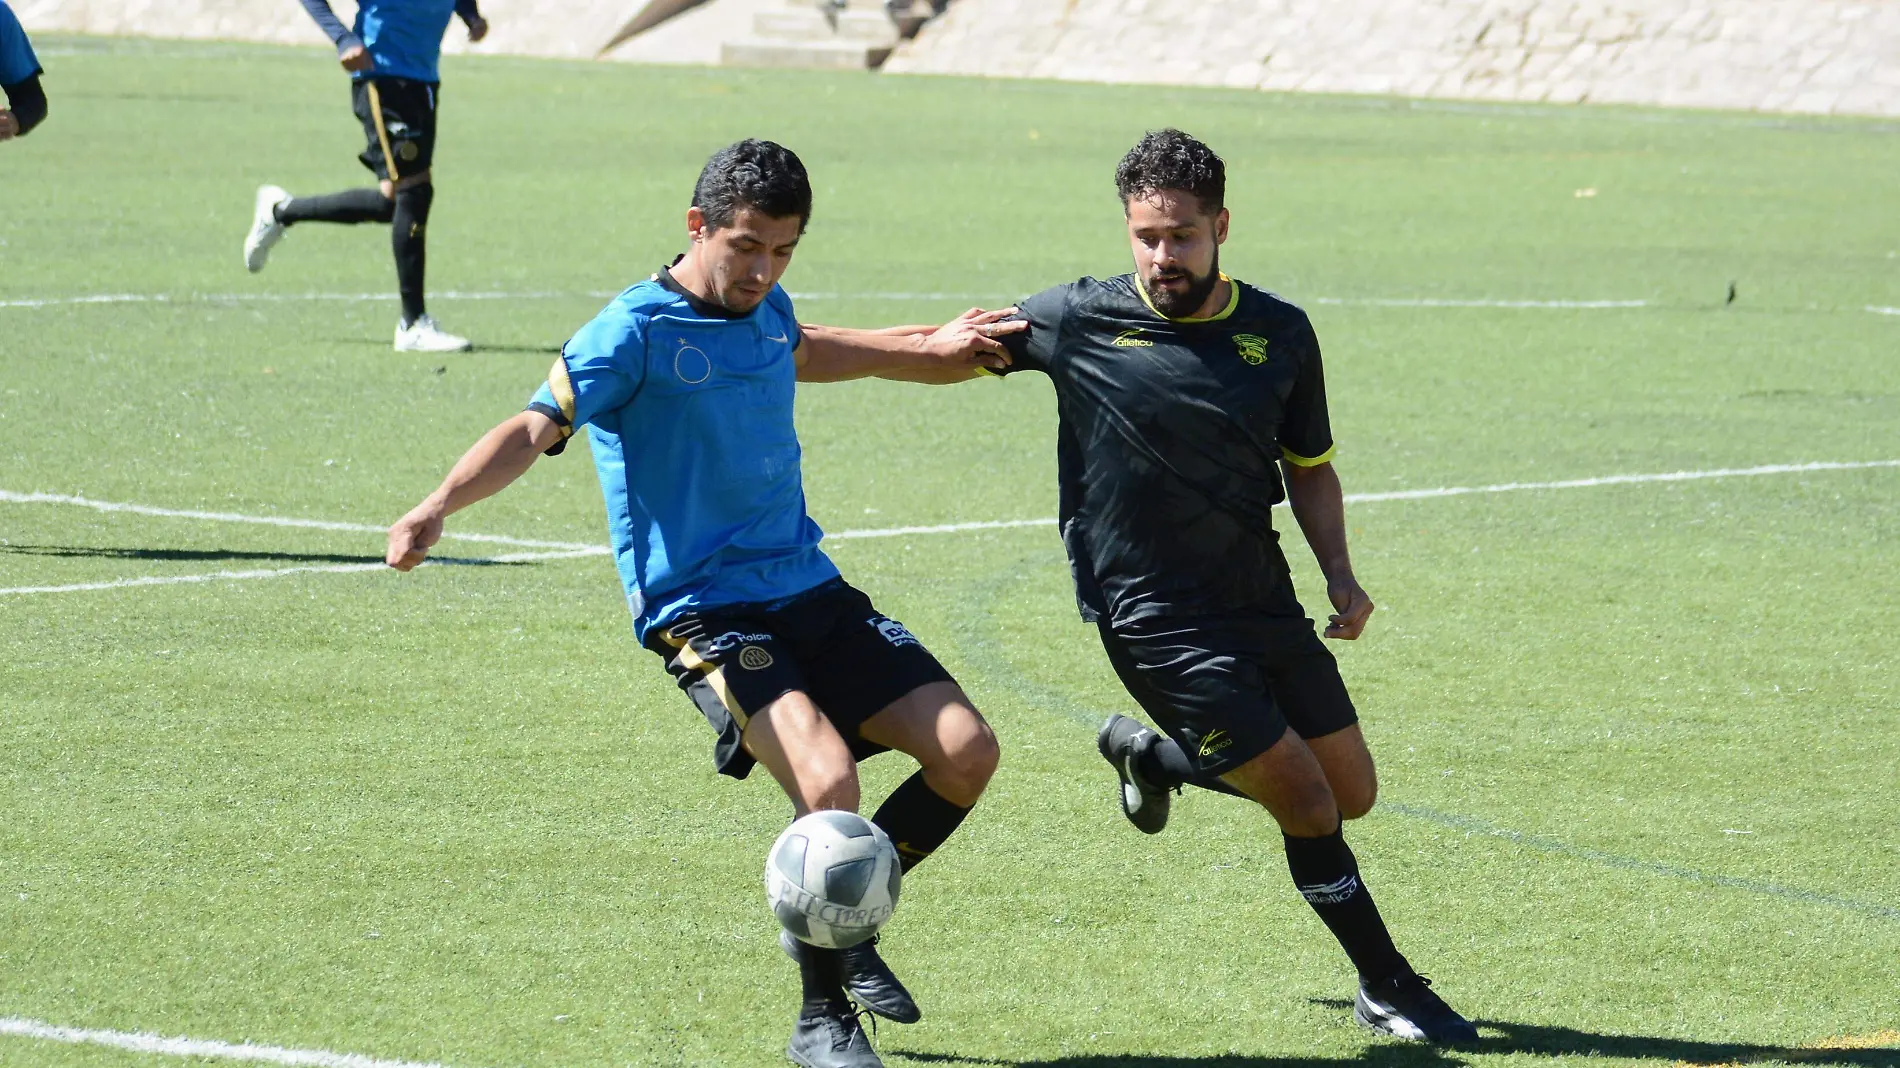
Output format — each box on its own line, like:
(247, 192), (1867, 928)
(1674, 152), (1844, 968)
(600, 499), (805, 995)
(1337, 777), (1378, 820)
(933, 716), (999, 805)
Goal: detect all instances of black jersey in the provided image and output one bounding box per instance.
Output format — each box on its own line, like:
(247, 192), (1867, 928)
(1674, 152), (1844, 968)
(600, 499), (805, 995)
(996, 273), (1336, 627)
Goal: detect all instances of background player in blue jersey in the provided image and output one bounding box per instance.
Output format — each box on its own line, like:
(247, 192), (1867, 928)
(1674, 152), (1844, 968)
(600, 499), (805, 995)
(242, 0), (489, 352)
(384, 140), (1022, 1068)
(0, 1), (46, 142)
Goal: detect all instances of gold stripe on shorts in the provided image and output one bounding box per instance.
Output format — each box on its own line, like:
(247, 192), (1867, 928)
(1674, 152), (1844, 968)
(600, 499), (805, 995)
(365, 81), (400, 182)
(663, 628), (749, 728)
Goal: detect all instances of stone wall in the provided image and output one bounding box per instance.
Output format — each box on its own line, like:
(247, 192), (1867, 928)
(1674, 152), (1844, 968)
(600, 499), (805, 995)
(884, 0), (1900, 117)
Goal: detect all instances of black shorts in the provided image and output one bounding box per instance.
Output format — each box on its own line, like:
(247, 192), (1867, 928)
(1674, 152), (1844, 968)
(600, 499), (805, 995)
(643, 578), (957, 780)
(1097, 599), (1358, 779)
(351, 76), (437, 182)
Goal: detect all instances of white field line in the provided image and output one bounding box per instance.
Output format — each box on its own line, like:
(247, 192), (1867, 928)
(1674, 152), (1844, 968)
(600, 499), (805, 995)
(0, 1015), (456, 1068)
(4, 460), (1894, 596)
(1869, 305), (1900, 316)
(0, 289), (1659, 311)
(0, 490), (593, 551)
(0, 548), (607, 597)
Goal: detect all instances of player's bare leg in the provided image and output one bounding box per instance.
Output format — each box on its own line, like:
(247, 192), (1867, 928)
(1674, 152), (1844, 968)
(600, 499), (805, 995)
(1223, 734), (1476, 1044)
(792, 680), (998, 1027)
(742, 690), (861, 815)
(742, 693), (884, 1067)
(1303, 723), (1378, 820)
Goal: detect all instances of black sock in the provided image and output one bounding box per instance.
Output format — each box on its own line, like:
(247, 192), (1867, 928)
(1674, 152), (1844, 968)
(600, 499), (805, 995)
(870, 771), (972, 873)
(1284, 822), (1411, 983)
(391, 183), (433, 325)
(275, 187), (393, 226)
(1134, 732), (1247, 798)
(795, 941), (848, 1017)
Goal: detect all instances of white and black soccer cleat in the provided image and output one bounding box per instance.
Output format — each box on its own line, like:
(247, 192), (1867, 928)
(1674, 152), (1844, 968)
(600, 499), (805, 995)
(394, 314), (471, 353)
(243, 184), (290, 273)
(1354, 972), (1479, 1044)
(1097, 713), (1173, 834)
(780, 930), (920, 1024)
(786, 1002), (884, 1068)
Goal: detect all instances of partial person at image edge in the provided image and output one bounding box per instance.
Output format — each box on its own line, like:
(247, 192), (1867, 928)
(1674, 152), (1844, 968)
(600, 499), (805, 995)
(0, 0), (47, 141)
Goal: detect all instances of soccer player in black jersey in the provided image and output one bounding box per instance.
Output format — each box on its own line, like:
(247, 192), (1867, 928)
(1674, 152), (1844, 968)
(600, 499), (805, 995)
(982, 129), (1478, 1043)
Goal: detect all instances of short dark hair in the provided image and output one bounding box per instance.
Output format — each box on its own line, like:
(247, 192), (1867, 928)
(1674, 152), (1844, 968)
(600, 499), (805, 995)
(1115, 129), (1225, 216)
(692, 139), (813, 233)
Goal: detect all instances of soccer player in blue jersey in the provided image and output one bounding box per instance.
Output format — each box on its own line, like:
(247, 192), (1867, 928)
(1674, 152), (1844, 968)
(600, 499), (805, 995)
(385, 140), (1020, 1068)
(243, 0), (489, 352)
(0, 1), (46, 142)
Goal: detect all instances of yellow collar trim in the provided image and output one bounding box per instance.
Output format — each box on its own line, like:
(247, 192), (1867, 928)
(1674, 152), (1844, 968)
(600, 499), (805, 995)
(1136, 272), (1239, 323)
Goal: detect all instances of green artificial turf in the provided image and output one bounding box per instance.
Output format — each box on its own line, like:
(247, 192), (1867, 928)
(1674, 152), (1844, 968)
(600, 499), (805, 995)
(1, 33), (1897, 1068)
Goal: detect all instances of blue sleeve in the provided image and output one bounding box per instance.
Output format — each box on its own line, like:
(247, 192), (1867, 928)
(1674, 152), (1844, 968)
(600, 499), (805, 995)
(292, 0), (360, 53)
(0, 2), (42, 86)
(766, 285), (803, 349)
(523, 305), (648, 454)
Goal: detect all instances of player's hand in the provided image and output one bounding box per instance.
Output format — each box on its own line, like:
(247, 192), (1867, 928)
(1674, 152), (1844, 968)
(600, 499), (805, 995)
(466, 15), (489, 41)
(0, 111), (17, 141)
(920, 306), (1024, 372)
(386, 504), (445, 571)
(1324, 577), (1374, 640)
(339, 43), (374, 72)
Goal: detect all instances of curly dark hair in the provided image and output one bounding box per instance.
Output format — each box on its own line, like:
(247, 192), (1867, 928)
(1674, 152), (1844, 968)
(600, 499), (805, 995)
(692, 139), (813, 233)
(1114, 129), (1225, 216)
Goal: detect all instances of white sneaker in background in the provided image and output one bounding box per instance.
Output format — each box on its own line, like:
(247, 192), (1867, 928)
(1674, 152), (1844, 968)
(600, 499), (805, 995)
(394, 314), (472, 352)
(243, 184), (290, 273)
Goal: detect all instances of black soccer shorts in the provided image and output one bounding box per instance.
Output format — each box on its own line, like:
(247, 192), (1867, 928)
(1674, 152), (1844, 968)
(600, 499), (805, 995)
(643, 578), (956, 780)
(1096, 597), (1359, 779)
(351, 76), (438, 182)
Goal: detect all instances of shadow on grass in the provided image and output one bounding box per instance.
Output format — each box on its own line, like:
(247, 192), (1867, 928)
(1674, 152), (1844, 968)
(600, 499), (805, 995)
(0, 545), (530, 567)
(891, 1013), (1898, 1067)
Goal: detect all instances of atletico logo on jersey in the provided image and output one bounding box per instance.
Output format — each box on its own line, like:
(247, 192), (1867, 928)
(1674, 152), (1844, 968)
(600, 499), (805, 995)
(1232, 333), (1270, 365)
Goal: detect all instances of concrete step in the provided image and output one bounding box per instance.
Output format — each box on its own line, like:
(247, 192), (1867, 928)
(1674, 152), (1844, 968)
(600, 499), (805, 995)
(753, 9), (901, 43)
(721, 36), (893, 69)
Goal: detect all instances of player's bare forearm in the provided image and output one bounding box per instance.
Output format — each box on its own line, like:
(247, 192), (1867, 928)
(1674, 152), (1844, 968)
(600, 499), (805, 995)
(1282, 460), (1353, 580)
(1283, 459), (1375, 639)
(795, 310), (1020, 384)
(386, 411), (562, 569)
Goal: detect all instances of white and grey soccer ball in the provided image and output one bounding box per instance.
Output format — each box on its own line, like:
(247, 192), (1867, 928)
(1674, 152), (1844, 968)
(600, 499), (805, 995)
(765, 810), (902, 949)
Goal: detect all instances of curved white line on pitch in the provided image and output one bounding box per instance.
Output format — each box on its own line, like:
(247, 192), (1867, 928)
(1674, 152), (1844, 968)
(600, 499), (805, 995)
(0, 490), (594, 551)
(0, 1016), (458, 1068)
(1869, 305), (1900, 316)
(0, 548), (609, 597)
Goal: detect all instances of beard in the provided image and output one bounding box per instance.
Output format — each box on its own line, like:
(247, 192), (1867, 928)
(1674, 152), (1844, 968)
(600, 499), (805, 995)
(1141, 251), (1221, 319)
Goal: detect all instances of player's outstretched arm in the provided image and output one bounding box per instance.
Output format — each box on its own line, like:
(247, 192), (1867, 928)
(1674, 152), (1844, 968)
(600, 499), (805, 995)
(796, 307), (1023, 385)
(0, 75), (45, 139)
(1282, 460), (1375, 640)
(386, 410), (564, 570)
(455, 0), (489, 41)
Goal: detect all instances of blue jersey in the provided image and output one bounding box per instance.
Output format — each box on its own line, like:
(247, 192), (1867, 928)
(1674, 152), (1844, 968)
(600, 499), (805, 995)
(530, 269), (839, 642)
(352, 0), (460, 83)
(0, 1), (41, 86)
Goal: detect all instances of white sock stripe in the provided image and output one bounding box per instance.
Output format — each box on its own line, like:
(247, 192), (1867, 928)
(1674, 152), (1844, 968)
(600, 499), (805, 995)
(0, 1016), (457, 1068)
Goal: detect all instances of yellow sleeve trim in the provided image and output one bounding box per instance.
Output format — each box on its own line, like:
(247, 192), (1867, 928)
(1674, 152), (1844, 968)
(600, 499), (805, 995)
(548, 356), (577, 436)
(1281, 443), (1337, 467)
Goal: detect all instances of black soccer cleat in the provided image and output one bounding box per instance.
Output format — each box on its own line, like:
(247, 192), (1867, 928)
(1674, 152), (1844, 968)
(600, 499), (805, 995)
(781, 931), (921, 1024)
(787, 1003), (884, 1068)
(1354, 972), (1479, 1044)
(1097, 714), (1173, 834)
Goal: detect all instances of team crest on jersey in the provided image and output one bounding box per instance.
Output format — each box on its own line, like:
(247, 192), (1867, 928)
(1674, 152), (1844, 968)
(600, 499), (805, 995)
(1112, 329), (1155, 347)
(738, 645), (775, 671)
(1232, 333), (1270, 365)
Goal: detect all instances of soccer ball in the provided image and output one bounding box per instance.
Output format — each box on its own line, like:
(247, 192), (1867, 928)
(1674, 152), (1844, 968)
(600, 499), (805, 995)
(765, 810), (902, 949)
